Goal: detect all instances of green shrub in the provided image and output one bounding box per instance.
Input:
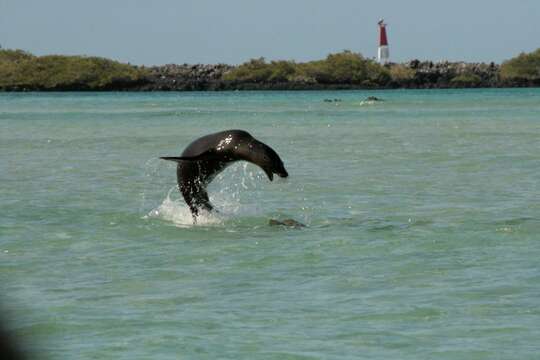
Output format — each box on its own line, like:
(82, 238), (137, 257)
(301, 50), (387, 84)
(223, 50), (389, 86)
(450, 73), (482, 86)
(321, 51), (368, 83)
(365, 60), (391, 84)
(389, 64), (415, 82)
(0, 49), (148, 90)
(223, 57), (273, 82)
(500, 48), (540, 81)
(0, 49), (34, 62)
(268, 60), (296, 82)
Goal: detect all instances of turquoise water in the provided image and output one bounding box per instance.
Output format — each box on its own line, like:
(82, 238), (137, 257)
(1, 89), (539, 359)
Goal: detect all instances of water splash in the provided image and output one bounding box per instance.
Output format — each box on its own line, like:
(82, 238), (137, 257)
(139, 157), (170, 215)
(144, 163), (266, 227)
(145, 187), (224, 227)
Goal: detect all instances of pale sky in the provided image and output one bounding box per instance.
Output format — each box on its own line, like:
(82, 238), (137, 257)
(1, 0), (539, 65)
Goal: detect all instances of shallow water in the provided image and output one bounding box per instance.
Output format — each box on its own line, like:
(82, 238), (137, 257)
(1, 89), (539, 359)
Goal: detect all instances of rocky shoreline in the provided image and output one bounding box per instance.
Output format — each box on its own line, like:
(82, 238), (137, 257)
(137, 63), (234, 91)
(2, 48), (539, 91)
(134, 60), (538, 91)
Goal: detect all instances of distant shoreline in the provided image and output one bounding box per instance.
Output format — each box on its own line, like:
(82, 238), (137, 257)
(1, 49), (539, 91)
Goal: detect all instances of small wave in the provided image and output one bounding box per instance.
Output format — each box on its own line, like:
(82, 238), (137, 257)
(315, 216), (433, 231)
(491, 217), (537, 226)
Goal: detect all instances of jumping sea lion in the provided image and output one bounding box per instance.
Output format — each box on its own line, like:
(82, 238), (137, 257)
(161, 130), (288, 221)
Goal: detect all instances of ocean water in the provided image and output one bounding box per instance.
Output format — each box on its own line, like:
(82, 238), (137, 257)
(1, 89), (539, 359)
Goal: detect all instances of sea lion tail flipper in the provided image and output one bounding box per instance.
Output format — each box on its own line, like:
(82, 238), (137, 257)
(160, 153), (213, 162)
(160, 156), (191, 162)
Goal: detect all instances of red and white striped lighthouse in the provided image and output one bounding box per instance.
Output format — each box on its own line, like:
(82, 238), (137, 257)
(377, 19), (389, 64)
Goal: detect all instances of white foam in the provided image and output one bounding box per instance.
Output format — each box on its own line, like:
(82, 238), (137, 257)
(359, 100), (377, 106)
(146, 188), (224, 227)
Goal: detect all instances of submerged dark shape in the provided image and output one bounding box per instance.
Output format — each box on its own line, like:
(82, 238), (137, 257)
(365, 96), (383, 101)
(161, 130), (288, 221)
(268, 218), (306, 228)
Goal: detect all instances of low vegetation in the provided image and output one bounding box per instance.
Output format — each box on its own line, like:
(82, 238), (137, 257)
(450, 73), (482, 87)
(1, 48), (539, 90)
(223, 50), (391, 86)
(0, 49), (148, 90)
(389, 64), (416, 83)
(499, 48), (540, 82)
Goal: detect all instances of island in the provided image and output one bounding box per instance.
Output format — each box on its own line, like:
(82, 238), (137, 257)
(1, 48), (539, 91)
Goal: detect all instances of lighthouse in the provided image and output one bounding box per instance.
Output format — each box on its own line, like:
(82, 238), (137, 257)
(377, 19), (389, 64)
